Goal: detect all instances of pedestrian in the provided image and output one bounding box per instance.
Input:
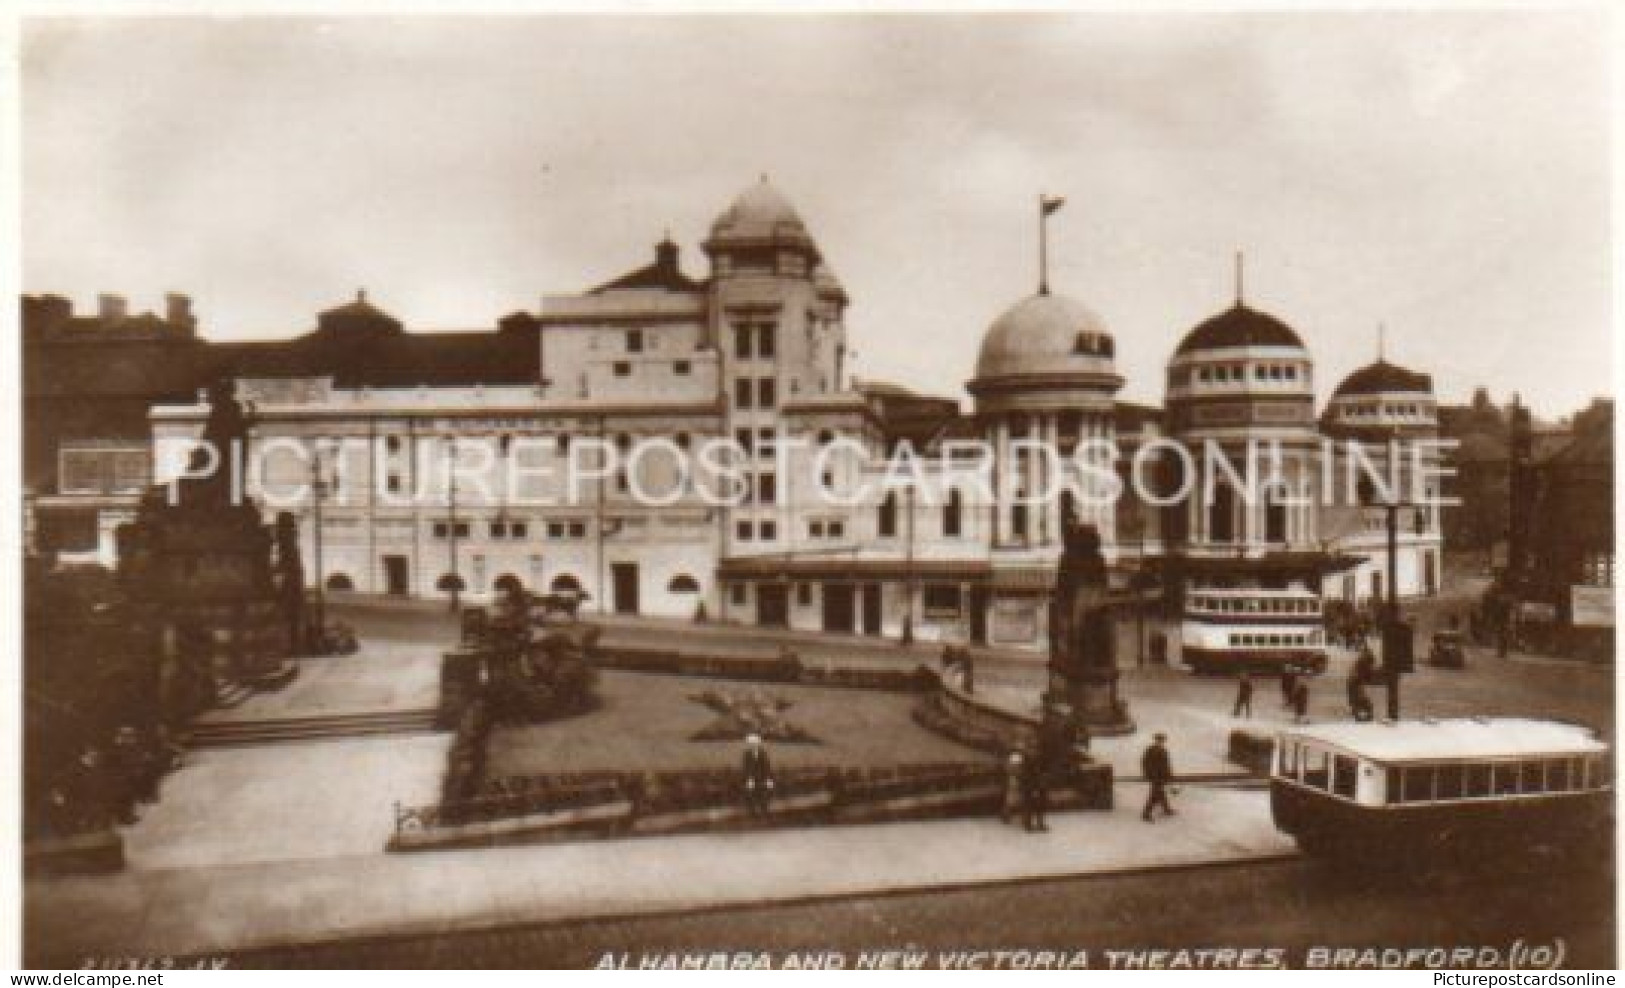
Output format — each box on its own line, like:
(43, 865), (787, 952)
(1280, 666), (1298, 709)
(1001, 750), (1024, 825)
(1020, 748), (1049, 832)
(1347, 675), (1374, 722)
(1232, 668), (1253, 718)
(1293, 679), (1311, 724)
(1141, 733), (1175, 823)
(741, 733), (774, 818)
(1354, 643), (1377, 686)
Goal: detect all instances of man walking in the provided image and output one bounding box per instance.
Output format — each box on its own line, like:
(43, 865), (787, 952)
(741, 733), (774, 818)
(1141, 733), (1175, 823)
(1232, 668), (1253, 718)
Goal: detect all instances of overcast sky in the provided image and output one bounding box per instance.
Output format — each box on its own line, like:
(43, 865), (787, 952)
(21, 12), (1612, 417)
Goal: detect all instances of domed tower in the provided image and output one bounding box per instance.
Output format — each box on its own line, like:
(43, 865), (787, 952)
(968, 292), (1123, 556)
(1161, 268), (1334, 674)
(703, 178), (849, 556)
(1323, 356), (1443, 601)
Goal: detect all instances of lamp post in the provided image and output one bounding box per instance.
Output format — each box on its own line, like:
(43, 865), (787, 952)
(1362, 473), (1415, 720)
(445, 439), (461, 614)
(310, 449), (330, 642)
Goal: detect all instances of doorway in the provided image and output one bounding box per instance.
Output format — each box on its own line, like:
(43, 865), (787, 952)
(822, 583), (855, 635)
(969, 586), (989, 645)
(611, 562), (640, 615)
(861, 583), (883, 636)
(383, 555), (410, 596)
(757, 584), (790, 628)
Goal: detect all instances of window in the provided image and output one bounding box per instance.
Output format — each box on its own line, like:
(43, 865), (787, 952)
(387, 474), (402, 493)
(325, 573), (354, 591)
(385, 435), (402, 453)
(878, 491), (898, 537)
(455, 522), (470, 538)
(557, 434), (571, 455)
(944, 488), (963, 537)
(810, 520), (825, 538)
(491, 521), (507, 538)
(1436, 764), (1465, 800)
(817, 429), (835, 446)
(669, 574), (701, 593)
(923, 584), (961, 617)
(1465, 765), (1492, 798)
(735, 429), (754, 457)
(760, 520), (777, 541)
(758, 378), (777, 408)
(510, 521), (528, 539)
(736, 520), (754, 541)
(733, 323), (753, 360)
(613, 361), (631, 377)
(758, 324), (776, 359)
(1547, 759), (1573, 792)
(547, 522), (565, 539)
(436, 573), (466, 592)
(674, 360), (691, 376)
(626, 328), (644, 353)
(675, 432), (691, 451)
(1401, 766), (1434, 803)
(757, 428), (775, 455)
(758, 473), (777, 505)
(796, 582), (812, 607)
(828, 519), (845, 538)
(735, 378), (753, 409)
(731, 583), (748, 606)
(1332, 756), (1358, 798)
(550, 573), (582, 594)
(568, 521), (586, 538)
(433, 522), (449, 538)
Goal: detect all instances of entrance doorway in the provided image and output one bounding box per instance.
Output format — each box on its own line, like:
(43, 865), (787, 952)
(822, 583), (855, 634)
(383, 555), (410, 596)
(757, 584), (790, 628)
(969, 586), (989, 645)
(611, 563), (640, 615)
(861, 583), (883, 636)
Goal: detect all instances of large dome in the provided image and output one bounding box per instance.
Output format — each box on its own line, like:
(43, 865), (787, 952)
(1332, 359), (1433, 398)
(974, 292), (1115, 381)
(1175, 302), (1304, 355)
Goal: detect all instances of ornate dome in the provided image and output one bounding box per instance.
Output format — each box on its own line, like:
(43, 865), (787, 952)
(1332, 359), (1433, 398)
(708, 177), (810, 244)
(1175, 302), (1304, 355)
(974, 292), (1115, 381)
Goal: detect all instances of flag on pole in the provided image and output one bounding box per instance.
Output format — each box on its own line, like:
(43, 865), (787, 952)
(1040, 194), (1066, 216)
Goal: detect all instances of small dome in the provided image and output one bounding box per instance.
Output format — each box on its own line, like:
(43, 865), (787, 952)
(974, 293), (1115, 381)
(1175, 302), (1304, 355)
(709, 177), (809, 243)
(1332, 359), (1433, 398)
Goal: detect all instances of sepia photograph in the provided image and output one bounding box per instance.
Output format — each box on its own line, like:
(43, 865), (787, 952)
(11, 5), (1618, 973)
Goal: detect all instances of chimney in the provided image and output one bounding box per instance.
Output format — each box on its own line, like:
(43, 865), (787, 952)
(655, 235), (679, 275)
(97, 293), (127, 322)
(165, 292), (196, 333)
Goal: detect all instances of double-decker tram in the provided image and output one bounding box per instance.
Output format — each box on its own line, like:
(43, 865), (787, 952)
(1179, 585), (1327, 674)
(1271, 718), (1612, 861)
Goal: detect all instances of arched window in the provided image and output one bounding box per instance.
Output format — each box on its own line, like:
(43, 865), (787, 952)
(436, 573), (466, 592)
(878, 491), (898, 538)
(493, 573), (524, 596)
(325, 573), (354, 591)
(1208, 481), (1236, 543)
(817, 428), (835, 447)
(668, 574), (701, 593)
(550, 573), (583, 594)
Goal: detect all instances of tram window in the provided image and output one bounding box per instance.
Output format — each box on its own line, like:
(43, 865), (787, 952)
(1402, 766), (1434, 803)
(1280, 743), (1299, 777)
(1518, 761), (1544, 794)
(1332, 756), (1357, 798)
(1547, 759), (1572, 792)
(1492, 763), (1521, 797)
(1465, 765), (1492, 798)
(1436, 764), (1465, 799)
(1303, 749), (1330, 790)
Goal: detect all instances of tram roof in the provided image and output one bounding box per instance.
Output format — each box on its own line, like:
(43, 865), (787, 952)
(1279, 718), (1608, 763)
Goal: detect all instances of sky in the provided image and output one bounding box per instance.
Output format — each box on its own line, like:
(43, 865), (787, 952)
(20, 12), (1614, 418)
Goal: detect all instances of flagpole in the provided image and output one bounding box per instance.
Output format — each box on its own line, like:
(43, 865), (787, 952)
(1038, 194), (1049, 296)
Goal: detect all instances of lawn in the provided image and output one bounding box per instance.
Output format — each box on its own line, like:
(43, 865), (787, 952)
(483, 670), (983, 777)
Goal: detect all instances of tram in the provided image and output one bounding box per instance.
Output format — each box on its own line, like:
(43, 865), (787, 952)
(1271, 718), (1612, 861)
(1179, 586), (1328, 674)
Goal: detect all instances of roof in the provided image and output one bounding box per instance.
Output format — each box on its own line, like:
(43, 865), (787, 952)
(706, 177), (816, 252)
(1278, 718), (1607, 763)
(588, 239), (702, 295)
(1333, 359), (1433, 398)
(974, 292), (1115, 381)
(1175, 302), (1304, 356)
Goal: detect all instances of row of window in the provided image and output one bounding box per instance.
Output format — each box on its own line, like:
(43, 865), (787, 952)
(429, 520), (585, 540)
(1190, 596), (1321, 615)
(732, 322), (778, 361)
(1177, 362), (1305, 386)
(735, 519), (779, 542)
(734, 377), (778, 409)
(1385, 758), (1604, 804)
(1228, 631), (1322, 648)
(612, 359), (691, 378)
(1341, 401), (1430, 420)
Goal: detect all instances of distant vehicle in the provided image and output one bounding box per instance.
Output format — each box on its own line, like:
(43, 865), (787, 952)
(1427, 630), (1467, 669)
(1271, 718), (1612, 861)
(1180, 588), (1328, 675)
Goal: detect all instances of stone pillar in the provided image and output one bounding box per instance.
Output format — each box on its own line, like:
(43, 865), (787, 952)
(993, 418), (1010, 546)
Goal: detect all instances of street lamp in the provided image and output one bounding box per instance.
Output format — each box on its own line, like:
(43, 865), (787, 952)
(310, 449), (331, 645)
(1360, 480), (1416, 720)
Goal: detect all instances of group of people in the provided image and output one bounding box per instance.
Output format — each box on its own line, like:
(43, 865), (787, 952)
(1228, 644), (1388, 727)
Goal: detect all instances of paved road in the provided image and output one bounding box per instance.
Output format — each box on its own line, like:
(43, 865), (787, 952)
(217, 855), (1614, 970)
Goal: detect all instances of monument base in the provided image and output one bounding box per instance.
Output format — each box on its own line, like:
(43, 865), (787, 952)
(1047, 675), (1136, 737)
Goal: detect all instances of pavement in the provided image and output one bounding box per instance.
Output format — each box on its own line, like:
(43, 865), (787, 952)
(195, 640), (443, 725)
(26, 781), (1290, 965)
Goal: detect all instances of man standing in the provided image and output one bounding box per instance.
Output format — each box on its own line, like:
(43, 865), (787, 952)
(741, 733), (774, 818)
(1232, 669), (1253, 719)
(1020, 747), (1049, 832)
(1141, 733), (1175, 823)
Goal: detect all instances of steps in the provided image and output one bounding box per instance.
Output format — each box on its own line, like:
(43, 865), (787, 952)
(185, 708), (442, 748)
